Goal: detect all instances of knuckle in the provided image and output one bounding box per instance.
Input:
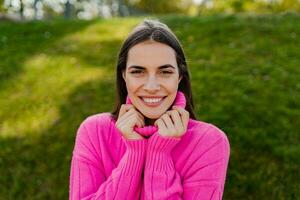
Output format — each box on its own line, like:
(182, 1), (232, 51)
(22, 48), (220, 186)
(123, 104), (132, 109)
(120, 104), (127, 109)
(155, 119), (161, 125)
(166, 110), (172, 114)
(171, 111), (177, 115)
(160, 114), (166, 119)
(165, 113), (170, 117)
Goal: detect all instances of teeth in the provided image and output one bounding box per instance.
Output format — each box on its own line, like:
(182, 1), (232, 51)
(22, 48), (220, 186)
(142, 97), (163, 103)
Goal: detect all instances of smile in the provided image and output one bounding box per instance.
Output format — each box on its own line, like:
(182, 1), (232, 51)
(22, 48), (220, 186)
(139, 96), (166, 107)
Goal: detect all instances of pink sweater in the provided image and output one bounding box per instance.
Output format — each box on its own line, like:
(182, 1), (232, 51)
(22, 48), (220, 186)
(69, 102), (230, 200)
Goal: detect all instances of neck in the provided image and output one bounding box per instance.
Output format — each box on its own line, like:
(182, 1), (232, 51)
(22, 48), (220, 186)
(145, 117), (156, 126)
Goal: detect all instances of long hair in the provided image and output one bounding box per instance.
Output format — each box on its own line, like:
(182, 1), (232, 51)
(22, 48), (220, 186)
(111, 19), (197, 121)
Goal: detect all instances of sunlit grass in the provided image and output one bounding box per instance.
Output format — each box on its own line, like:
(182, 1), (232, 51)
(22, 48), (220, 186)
(0, 18), (139, 139)
(0, 55), (104, 138)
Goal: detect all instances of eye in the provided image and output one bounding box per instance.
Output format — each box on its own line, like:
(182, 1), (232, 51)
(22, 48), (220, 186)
(130, 70), (143, 74)
(161, 71), (173, 74)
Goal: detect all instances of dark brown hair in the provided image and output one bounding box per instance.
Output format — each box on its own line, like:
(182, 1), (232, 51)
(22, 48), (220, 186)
(111, 19), (197, 121)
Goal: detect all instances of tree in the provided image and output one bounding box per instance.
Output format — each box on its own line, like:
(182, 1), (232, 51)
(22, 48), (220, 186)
(19, 0), (24, 19)
(64, 0), (72, 18)
(126, 0), (191, 14)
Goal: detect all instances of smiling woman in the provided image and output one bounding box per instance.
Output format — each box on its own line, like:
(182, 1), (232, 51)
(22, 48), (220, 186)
(69, 19), (230, 200)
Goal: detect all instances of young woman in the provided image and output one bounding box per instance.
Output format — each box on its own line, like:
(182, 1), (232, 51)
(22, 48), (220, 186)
(69, 19), (230, 200)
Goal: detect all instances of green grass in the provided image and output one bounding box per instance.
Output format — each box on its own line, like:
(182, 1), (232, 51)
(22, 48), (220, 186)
(0, 14), (299, 199)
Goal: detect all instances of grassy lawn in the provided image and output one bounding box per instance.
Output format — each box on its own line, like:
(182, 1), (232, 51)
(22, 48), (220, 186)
(0, 14), (299, 199)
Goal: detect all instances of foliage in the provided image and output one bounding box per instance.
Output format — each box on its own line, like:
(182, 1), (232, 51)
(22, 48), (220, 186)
(1, 0), (300, 19)
(126, 0), (193, 14)
(201, 0), (300, 13)
(0, 0), (5, 12)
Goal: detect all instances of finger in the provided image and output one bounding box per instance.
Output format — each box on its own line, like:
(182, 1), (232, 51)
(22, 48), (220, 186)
(172, 106), (184, 116)
(168, 110), (184, 132)
(129, 108), (145, 127)
(117, 108), (137, 127)
(155, 118), (167, 130)
(121, 104), (133, 112)
(118, 112), (142, 130)
(123, 116), (143, 137)
(172, 106), (189, 127)
(136, 114), (144, 128)
(121, 108), (145, 128)
(117, 112), (134, 129)
(154, 119), (159, 127)
(119, 104), (134, 118)
(161, 113), (176, 132)
(126, 106), (144, 122)
(118, 107), (136, 122)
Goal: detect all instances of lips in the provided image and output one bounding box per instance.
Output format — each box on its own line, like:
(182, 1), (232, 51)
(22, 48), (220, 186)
(139, 96), (167, 107)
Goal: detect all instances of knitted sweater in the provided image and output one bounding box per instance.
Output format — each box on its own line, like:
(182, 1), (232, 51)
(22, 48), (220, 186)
(69, 99), (230, 200)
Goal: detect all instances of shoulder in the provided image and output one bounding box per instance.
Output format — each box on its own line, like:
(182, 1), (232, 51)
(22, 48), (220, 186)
(75, 112), (114, 143)
(188, 118), (229, 141)
(186, 118), (230, 153)
(72, 113), (114, 164)
(79, 112), (113, 129)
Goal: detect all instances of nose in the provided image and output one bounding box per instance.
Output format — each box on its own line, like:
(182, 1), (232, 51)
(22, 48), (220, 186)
(143, 76), (160, 92)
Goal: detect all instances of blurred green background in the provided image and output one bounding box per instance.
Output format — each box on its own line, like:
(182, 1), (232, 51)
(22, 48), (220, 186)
(0, 0), (299, 199)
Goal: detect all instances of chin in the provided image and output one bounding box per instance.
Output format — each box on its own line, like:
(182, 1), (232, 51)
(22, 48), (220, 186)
(132, 96), (174, 119)
(139, 110), (164, 119)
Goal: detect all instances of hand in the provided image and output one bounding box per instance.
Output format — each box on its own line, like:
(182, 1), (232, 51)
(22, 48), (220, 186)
(116, 104), (145, 140)
(154, 106), (189, 138)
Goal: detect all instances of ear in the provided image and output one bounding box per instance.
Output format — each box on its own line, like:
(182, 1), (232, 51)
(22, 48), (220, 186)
(122, 70), (126, 81)
(178, 75), (182, 83)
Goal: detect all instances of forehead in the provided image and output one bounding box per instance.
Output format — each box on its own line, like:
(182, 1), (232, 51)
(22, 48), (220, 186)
(127, 41), (177, 69)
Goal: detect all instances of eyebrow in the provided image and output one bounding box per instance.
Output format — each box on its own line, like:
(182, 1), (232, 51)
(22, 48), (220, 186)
(128, 64), (176, 70)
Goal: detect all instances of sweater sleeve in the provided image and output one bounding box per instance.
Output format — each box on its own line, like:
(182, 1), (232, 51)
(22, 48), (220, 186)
(143, 132), (183, 199)
(143, 125), (230, 200)
(69, 120), (147, 200)
(182, 125), (230, 200)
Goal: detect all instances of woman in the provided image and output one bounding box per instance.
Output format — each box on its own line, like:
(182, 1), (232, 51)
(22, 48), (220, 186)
(69, 19), (230, 200)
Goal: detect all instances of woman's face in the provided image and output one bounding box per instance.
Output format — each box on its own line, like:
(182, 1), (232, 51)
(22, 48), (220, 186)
(123, 40), (182, 119)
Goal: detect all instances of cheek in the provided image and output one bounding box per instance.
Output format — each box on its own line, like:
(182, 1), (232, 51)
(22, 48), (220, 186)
(163, 78), (180, 91)
(125, 79), (142, 93)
